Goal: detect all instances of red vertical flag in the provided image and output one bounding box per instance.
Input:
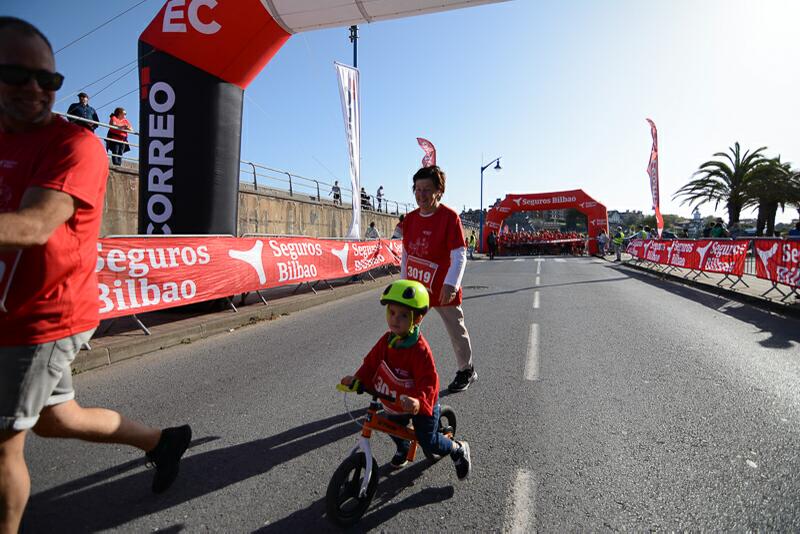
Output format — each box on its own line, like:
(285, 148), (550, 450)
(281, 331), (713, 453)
(646, 118), (664, 237)
(417, 137), (437, 167)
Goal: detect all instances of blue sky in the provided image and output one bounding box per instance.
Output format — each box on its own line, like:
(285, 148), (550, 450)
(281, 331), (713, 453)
(6, 0), (799, 223)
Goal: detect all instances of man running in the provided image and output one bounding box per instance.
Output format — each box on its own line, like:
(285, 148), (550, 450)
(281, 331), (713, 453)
(0, 18), (192, 533)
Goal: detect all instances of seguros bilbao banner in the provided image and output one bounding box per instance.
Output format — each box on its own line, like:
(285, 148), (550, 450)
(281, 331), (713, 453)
(96, 236), (401, 319)
(754, 239), (800, 288)
(629, 239), (749, 276)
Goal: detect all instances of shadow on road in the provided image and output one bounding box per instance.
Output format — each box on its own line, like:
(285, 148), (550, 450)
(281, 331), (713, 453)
(25, 411), (364, 532)
(258, 457), (455, 533)
(611, 265), (799, 350)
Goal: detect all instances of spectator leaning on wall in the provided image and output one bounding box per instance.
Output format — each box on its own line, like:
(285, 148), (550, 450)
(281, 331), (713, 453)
(65, 91), (98, 132)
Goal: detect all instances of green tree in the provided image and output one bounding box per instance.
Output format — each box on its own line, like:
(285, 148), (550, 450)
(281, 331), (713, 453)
(791, 170), (800, 221)
(743, 157), (797, 236)
(673, 142), (767, 227)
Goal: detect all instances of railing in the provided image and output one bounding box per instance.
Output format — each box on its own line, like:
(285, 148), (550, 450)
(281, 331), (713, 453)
(55, 110), (415, 214)
(237, 162), (412, 214)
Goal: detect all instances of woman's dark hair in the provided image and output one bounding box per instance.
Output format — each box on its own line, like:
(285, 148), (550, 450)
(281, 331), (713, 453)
(0, 17), (53, 52)
(398, 214), (404, 222)
(112, 107), (126, 117)
(412, 165), (446, 195)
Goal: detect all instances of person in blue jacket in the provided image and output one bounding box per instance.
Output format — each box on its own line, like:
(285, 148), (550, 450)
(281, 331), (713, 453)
(66, 92), (98, 132)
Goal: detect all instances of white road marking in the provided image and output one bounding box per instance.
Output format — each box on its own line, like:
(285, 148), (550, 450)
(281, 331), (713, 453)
(524, 324), (539, 381)
(535, 276), (540, 286)
(554, 258), (566, 263)
(505, 468), (536, 534)
(533, 258), (545, 262)
(536, 262), (541, 275)
(533, 291), (540, 309)
(513, 258), (525, 262)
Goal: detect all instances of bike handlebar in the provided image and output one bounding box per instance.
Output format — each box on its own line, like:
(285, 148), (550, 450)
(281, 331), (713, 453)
(336, 379), (397, 403)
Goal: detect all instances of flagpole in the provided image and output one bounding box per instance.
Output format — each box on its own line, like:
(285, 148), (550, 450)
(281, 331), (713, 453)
(349, 25), (358, 68)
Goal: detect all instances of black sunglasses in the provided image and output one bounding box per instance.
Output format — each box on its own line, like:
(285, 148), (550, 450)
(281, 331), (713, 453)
(0, 64), (64, 91)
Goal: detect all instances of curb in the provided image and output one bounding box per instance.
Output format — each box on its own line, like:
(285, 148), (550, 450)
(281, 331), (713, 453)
(612, 259), (800, 319)
(74, 273), (396, 374)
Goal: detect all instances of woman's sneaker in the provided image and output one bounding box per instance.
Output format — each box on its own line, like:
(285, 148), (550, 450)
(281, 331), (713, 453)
(451, 440), (471, 480)
(390, 450), (409, 469)
(448, 366), (477, 392)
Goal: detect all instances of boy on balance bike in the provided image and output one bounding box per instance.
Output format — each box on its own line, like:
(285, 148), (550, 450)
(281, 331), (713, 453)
(340, 279), (471, 476)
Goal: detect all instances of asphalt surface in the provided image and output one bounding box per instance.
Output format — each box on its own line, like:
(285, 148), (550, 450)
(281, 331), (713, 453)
(23, 256), (800, 532)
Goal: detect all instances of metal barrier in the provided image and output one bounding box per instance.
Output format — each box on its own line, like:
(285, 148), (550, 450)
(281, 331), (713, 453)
(625, 237), (799, 300)
(238, 161), (414, 214)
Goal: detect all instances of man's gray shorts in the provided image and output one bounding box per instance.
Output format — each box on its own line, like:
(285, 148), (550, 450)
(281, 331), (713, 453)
(0, 329), (94, 431)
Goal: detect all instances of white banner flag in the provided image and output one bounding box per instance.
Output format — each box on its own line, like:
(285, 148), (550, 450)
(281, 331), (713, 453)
(335, 62), (361, 239)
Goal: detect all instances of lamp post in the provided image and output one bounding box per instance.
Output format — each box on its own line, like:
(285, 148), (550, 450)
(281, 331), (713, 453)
(479, 157), (502, 252)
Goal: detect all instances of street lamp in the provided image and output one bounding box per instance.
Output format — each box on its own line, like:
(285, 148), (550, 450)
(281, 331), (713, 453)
(479, 157), (502, 251)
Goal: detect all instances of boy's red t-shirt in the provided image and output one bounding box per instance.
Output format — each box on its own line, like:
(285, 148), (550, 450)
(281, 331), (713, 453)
(0, 116), (108, 345)
(354, 332), (440, 417)
(402, 204), (465, 307)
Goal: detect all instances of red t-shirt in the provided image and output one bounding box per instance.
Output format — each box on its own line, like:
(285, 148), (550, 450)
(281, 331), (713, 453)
(0, 116), (108, 345)
(107, 115), (132, 142)
(354, 332), (440, 417)
(402, 204), (465, 307)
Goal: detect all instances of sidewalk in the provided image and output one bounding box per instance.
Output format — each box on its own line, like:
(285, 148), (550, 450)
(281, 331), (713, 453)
(76, 270), (397, 374)
(612, 252), (800, 317)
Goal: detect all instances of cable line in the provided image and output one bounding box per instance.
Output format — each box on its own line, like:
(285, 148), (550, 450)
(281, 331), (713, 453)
(54, 0), (153, 54)
(56, 50), (155, 105)
(94, 88), (139, 111)
(86, 65), (138, 99)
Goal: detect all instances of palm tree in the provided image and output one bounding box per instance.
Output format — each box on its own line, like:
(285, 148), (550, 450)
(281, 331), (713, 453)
(744, 156), (793, 236)
(791, 169), (800, 221)
(743, 157), (795, 236)
(673, 142), (767, 227)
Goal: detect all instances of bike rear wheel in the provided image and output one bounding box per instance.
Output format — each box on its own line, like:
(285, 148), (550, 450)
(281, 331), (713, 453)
(326, 453), (378, 526)
(424, 405), (457, 462)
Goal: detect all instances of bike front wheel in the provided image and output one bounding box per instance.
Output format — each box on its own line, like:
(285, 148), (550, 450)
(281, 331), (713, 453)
(325, 453), (378, 526)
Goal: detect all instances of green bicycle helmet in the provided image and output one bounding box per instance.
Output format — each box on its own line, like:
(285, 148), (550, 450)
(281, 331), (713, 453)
(380, 279), (429, 315)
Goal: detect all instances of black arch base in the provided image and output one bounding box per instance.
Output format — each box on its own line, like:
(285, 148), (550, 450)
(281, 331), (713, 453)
(137, 42), (243, 236)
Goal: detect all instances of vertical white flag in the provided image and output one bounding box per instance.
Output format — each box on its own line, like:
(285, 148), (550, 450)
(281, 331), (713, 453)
(335, 62), (361, 238)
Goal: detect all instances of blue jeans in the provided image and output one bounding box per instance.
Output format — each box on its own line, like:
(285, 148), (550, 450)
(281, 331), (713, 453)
(387, 402), (453, 457)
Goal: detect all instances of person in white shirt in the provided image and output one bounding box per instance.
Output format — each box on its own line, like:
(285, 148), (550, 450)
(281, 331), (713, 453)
(365, 221), (380, 239)
(376, 185), (384, 212)
(329, 181), (341, 205)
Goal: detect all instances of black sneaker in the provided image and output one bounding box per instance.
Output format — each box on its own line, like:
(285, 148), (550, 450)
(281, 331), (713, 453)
(390, 450), (409, 469)
(145, 425), (192, 494)
(451, 440), (471, 480)
(448, 366), (477, 392)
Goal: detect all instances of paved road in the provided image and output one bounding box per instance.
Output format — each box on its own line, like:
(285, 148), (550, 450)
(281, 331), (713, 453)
(24, 256), (800, 532)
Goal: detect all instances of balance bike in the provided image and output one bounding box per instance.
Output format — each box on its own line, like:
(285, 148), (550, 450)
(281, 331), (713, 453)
(325, 380), (457, 527)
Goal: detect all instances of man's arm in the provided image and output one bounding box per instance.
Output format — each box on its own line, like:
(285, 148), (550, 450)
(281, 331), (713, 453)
(0, 187), (77, 249)
(90, 109), (99, 131)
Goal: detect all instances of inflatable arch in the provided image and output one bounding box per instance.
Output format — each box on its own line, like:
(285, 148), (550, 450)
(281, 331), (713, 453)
(137, 0), (507, 235)
(483, 189), (608, 255)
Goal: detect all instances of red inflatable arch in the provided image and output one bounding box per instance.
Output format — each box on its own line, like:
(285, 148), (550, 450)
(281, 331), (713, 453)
(482, 189), (608, 255)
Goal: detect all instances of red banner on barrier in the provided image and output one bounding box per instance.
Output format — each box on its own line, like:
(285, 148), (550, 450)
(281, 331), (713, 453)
(667, 240), (701, 270)
(696, 240), (749, 275)
(629, 239), (749, 276)
(642, 239), (672, 264)
(754, 239), (800, 288)
(626, 239), (646, 259)
(96, 237), (402, 319)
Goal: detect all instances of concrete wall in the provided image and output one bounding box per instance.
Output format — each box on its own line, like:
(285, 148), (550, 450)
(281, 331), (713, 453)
(102, 166), (401, 239)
